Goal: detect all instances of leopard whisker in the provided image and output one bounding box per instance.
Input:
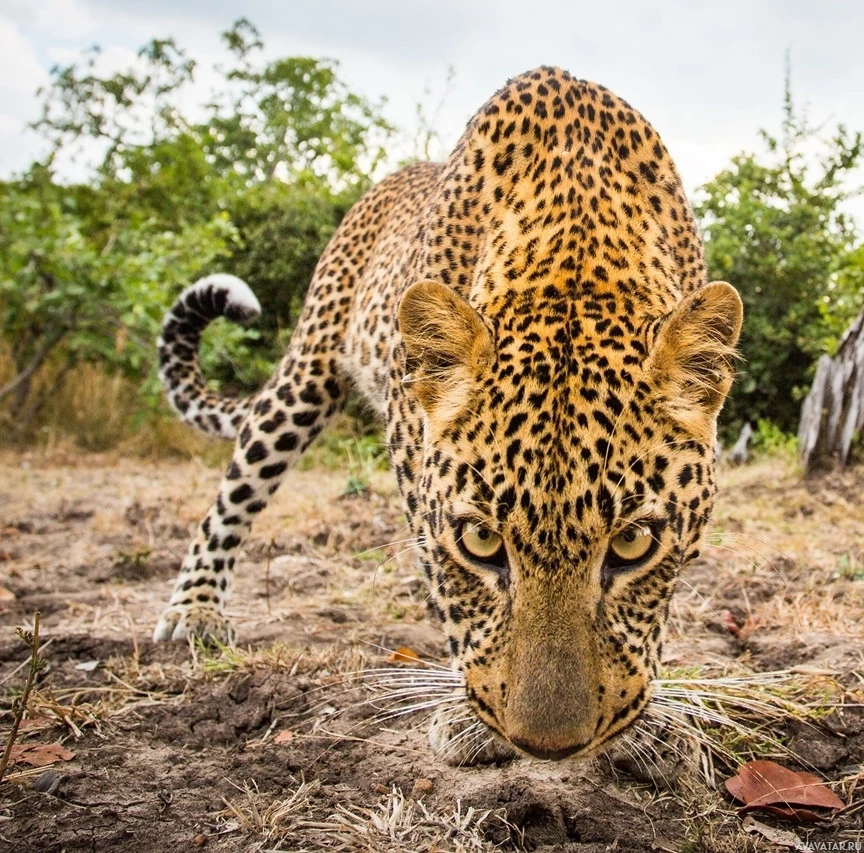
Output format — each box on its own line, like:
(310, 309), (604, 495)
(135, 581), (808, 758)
(439, 720), (486, 764)
(367, 697), (466, 723)
(353, 535), (423, 558)
(612, 730), (672, 785)
(465, 734), (496, 765)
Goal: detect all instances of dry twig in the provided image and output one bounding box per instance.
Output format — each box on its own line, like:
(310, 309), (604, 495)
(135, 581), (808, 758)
(0, 612), (47, 783)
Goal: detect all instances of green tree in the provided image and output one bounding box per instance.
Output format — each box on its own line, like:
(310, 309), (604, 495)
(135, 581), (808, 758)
(696, 76), (864, 435)
(204, 19), (391, 190)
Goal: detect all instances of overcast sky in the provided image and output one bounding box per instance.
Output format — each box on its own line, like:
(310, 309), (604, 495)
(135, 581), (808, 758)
(2, 0), (863, 222)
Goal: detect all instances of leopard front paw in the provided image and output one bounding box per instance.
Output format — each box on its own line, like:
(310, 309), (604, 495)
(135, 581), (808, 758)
(429, 704), (516, 767)
(152, 604), (236, 645)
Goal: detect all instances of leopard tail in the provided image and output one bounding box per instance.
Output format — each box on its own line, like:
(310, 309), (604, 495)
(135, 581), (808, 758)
(157, 274), (261, 439)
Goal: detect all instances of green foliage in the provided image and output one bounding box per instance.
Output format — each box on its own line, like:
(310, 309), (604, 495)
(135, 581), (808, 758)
(696, 68), (864, 435)
(222, 181), (356, 366)
(0, 167), (235, 433)
(835, 552), (864, 581)
(1, 19), (394, 445)
(205, 19), (392, 190)
(750, 419), (798, 458)
(340, 436), (390, 496)
(299, 415), (387, 474)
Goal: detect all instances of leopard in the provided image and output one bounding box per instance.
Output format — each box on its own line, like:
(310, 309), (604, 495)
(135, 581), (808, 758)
(153, 66), (742, 770)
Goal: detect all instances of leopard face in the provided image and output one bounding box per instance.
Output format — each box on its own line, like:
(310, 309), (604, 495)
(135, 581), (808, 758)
(398, 277), (741, 762)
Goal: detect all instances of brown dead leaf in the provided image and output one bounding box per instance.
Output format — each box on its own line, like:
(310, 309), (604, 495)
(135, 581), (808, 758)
(411, 777), (434, 798)
(725, 773), (745, 802)
(0, 585), (15, 601)
(8, 742), (75, 768)
(387, 646), (423, 665)
(273, 730), (295, 745)
(725, 760), (844, 822)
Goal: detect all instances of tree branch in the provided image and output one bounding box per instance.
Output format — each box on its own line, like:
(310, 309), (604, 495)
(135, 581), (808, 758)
(0, 331), (64, 402)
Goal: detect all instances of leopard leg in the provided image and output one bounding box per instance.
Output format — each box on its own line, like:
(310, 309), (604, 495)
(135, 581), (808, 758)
(153, 352), (347, 643)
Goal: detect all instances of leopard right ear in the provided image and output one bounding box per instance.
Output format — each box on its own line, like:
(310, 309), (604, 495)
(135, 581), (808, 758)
(398, 281), (494, 414)
(648, 281), (743, 438)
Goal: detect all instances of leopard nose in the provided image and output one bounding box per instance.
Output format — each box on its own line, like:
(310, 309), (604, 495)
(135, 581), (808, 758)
(509, 738), (589, 761)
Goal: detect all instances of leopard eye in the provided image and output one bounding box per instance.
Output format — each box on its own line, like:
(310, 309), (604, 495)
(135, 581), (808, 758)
(608, 524), (655, 566)
(459, 521), (504, 563)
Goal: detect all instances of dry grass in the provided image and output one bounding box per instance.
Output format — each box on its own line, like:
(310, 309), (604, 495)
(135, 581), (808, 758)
(0, 357), (233, 459)
(219, 778), (325, 849)
(219, 779), (515, 852)
(43, 365), (138, 451)
(1, 653), (191, 734)
(652, 668), (859, 782)
(194, 639), (375, 683)
(669, 456), (864, 659)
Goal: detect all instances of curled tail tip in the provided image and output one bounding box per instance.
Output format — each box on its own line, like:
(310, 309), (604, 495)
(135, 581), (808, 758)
(158, 274), (259, 440)
(182, 274), (262, 324)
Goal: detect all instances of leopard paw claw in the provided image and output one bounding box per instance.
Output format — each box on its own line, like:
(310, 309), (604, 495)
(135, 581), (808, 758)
(152, 606), (236, 645)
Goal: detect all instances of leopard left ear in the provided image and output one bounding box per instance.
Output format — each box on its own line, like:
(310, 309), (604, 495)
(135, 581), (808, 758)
(398, 280), (494, 414)
(649, 282), (743, 437)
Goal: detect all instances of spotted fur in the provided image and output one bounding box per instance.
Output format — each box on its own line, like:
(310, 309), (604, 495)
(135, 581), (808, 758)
(154, 67), (742, 764)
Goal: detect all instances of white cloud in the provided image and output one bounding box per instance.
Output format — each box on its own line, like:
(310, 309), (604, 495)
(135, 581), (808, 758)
(3, 0), (96, 39)
(0, 19), (51, 174)
(0, 19), (48, 100)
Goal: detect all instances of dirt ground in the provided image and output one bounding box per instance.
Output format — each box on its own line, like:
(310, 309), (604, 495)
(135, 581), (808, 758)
(2, 443), (864, 852)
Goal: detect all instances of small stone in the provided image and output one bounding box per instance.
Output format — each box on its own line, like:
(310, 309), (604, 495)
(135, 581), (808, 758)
(33, 770), (61, 795)
(192, 833), (207, 847)
(411, 777), (434, 798)
(374, 783), (389, 794)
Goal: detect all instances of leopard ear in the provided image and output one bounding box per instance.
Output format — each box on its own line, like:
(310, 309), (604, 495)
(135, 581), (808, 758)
(649, 282), (743, 437)
(399, 280), (494, 414)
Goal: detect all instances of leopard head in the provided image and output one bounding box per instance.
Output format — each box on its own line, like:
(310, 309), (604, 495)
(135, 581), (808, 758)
(399, 279), (742, 759)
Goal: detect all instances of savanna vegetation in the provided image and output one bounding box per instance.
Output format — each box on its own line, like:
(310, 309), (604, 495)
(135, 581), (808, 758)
(0, 19), (392, 450)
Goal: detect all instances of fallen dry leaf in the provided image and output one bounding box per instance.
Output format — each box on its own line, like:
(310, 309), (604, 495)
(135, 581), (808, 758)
(411, 777), (434, 798)
(725, 760), (844, 822)
(741, 816), (803, 848)
(273, 730), (295, 744)
(0, 585), (15, 601)
(387, 646), (423, 665)
(8, 742), (76, 769)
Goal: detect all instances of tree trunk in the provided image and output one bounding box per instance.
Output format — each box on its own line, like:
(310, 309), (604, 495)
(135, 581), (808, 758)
(799, 310), (864, 474)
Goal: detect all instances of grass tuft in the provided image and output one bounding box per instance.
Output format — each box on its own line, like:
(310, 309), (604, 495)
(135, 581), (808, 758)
(218, 779), (516, 852)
